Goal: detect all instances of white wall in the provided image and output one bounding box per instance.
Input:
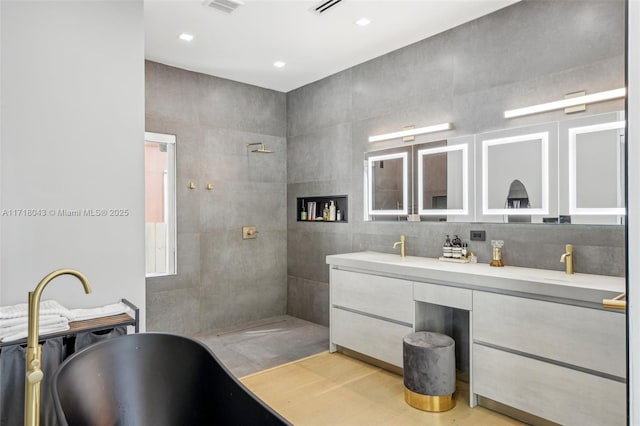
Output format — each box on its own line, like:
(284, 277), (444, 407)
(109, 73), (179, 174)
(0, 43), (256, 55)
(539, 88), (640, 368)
(628, 1), (639, 423)
(0, 1), (145, 328)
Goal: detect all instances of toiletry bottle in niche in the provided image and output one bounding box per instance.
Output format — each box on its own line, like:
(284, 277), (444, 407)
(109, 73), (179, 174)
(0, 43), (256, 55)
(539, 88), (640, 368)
(337, 210), (342, 221)
(329, 200), (336, 221)
(443, 235), (452, 258)
(323, 203), (329, 221)
(452, 235), (462, 259)
(300, 200), (307, 221)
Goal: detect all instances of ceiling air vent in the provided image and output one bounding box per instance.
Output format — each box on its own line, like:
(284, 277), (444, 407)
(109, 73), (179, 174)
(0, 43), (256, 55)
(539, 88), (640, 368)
(311, 0), (344, 15)
(203, 0), (243, 14)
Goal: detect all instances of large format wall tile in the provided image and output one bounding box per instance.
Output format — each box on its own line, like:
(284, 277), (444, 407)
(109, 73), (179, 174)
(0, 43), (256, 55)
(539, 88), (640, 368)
(287, 276), (329, 326)
(287, 229), (353, 283)
(287, 70), (352, 138)
(146, 61), (201, 124)
(196, 73), (286, 138)
(287, 1), (626, 327)
(146, 287), (201, 334)
(287, 123), (352, 184)
(146, 61), (287, 333)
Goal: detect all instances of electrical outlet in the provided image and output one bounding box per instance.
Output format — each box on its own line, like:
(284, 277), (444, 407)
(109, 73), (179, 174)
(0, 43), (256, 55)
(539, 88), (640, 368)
(470, 230), (486, 241)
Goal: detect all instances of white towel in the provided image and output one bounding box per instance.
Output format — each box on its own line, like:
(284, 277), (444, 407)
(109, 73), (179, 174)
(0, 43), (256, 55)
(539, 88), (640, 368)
(0, 315), (67, 335)
(68, 302), (129, 321)
(0, 316), (69, 342)
(0, 314), (61, 328)
(0, 299), (72, 319)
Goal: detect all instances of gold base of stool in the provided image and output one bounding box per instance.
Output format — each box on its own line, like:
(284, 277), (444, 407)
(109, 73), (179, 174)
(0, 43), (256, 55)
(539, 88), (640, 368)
(404, 387), (455, 412)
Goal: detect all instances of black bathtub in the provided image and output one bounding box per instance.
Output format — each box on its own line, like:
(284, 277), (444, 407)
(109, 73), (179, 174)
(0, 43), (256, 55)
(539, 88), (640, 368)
(51, 333), (289, 425)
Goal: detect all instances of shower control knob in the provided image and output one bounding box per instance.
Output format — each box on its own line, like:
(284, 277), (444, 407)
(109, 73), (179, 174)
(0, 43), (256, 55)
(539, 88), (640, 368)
(26, 368), (44, 384)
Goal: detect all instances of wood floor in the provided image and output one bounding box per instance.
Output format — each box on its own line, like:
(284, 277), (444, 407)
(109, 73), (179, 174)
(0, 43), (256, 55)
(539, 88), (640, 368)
(241, 351), (524, 426)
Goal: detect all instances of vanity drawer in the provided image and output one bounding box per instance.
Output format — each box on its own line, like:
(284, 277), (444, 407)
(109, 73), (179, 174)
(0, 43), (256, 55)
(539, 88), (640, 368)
(413, 281), (472, 310)
(473, 291), (625, 378)
(331, 307), (411, 367)
(331, 269), (413, 324)
(473, 344), (625, 426)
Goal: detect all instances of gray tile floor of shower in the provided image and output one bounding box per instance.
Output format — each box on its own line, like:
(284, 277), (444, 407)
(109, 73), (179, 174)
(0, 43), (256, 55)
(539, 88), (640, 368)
(194, 315), (329, 377)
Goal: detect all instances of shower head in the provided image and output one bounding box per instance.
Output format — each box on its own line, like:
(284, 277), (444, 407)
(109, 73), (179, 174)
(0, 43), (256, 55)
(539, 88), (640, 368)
(245, 142), (273, 154)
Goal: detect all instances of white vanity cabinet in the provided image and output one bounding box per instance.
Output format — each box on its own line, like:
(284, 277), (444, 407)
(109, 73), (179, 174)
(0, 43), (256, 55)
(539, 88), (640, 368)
(473, 292), (626, 426)
(329, 269), (413, 367)
(327, 252), (626, 425)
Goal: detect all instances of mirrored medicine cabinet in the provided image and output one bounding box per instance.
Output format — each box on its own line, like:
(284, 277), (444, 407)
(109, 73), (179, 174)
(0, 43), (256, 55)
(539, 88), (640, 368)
(364, 111), (625, 225)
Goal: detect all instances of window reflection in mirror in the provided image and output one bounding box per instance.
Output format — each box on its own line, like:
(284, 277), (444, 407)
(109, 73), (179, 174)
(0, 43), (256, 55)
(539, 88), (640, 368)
(569, 121), (625, 215)
(417, 143), (468, 218)
(366, 149), (410, 218)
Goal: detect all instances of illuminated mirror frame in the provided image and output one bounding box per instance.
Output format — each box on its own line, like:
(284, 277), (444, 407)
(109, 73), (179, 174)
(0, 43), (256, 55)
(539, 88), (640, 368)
(482, 132), (549, 216)
(568, 120), (626, 215)
(417, 144), (468, 215)
(367, 151), (409, 216)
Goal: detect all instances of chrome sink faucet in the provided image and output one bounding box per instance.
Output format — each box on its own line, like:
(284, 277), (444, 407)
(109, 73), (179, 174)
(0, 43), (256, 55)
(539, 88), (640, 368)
(393, 235), (406, 257)
(560, 244), (574, 275)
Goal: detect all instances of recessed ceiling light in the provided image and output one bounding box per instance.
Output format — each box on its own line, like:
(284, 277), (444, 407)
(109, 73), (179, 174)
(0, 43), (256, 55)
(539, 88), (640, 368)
(355, 18), (371, 27)
(178, 33), (194, 42)
(273, 61), (286, 68)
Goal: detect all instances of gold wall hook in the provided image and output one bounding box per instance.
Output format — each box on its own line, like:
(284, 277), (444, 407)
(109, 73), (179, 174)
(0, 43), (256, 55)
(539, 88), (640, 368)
(188, 182), (196, 190)
(207, 183), (213, 191)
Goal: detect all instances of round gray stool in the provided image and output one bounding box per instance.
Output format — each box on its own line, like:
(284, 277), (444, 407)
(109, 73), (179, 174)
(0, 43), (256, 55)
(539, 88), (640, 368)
(403, 331), (456, 412)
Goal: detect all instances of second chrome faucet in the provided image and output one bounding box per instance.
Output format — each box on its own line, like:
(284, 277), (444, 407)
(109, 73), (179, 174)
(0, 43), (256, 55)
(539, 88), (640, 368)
(393, 235), (406, 257)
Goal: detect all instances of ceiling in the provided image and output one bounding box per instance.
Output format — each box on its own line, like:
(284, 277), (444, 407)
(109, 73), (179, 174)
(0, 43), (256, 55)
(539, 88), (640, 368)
(144, 0), (519, 93)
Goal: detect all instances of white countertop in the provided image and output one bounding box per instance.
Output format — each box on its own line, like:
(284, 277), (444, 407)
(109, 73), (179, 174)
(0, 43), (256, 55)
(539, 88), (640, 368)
(327, 251), (625, 307)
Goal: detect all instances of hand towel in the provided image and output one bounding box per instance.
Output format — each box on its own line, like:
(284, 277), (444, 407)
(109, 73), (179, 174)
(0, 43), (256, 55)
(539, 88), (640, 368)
(0, 317), (69, 342)
(68, 302), (130, 321)
(0, 299), (72, 319)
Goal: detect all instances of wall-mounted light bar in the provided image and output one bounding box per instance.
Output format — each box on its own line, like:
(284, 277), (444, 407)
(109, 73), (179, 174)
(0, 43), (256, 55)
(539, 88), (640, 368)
(368, 122), (452, 143)
(504, 88), (626, 119)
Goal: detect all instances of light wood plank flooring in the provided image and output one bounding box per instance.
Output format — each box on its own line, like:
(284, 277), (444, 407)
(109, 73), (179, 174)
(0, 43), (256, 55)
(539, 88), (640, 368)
(241, 351), (524, 426)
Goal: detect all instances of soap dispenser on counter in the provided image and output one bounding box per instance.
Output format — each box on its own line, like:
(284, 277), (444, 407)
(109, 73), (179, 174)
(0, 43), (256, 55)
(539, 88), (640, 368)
(443, 235), (452, 258)
(452, 235), (462, 259)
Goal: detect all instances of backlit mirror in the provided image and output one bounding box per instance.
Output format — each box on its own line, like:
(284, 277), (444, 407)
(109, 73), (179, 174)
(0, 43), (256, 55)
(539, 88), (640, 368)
(363, 112), (622, 225)
(417, 143), (468, 216)
(481, 132), (549, 218)
(569, 121), (625, 215)
(366, 150), (409, 216)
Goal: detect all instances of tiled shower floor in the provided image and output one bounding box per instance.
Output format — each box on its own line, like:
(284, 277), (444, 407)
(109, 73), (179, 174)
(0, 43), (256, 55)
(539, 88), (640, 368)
(194, 315), (329, 377)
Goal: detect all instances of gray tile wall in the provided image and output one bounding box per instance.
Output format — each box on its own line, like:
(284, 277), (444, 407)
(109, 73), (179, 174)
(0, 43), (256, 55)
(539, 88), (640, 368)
(287, 0), (626, 326)
(146, 61), (287, 334)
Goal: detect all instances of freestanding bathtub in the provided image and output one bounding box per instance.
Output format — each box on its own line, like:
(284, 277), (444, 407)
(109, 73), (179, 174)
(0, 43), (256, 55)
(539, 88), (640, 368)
(51, 333), (289, 425)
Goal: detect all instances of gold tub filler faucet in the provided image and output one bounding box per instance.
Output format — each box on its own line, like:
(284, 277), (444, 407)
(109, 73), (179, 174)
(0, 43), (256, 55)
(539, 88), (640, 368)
(560, 244), (574, 275)
(393, 235), (406, 257)
(25, 269), (92, 426)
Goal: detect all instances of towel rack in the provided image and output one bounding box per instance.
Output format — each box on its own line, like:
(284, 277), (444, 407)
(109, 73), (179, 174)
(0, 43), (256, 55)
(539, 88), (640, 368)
(0, 298), (139, 348)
